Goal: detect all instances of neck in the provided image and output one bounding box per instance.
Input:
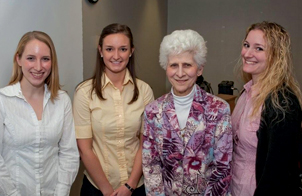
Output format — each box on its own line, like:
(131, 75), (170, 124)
(20, 81), (45, 99)
(105, 70), (126, 90)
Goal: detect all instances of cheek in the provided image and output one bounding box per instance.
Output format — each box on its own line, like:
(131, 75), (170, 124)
(240, 48), (246, 57)
(187, 68), (199, 78)
(166, 68), (175, 78)
(44, 62), (52, 71)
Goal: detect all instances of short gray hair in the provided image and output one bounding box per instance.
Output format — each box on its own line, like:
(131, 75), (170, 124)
(159, 29), (207, 70)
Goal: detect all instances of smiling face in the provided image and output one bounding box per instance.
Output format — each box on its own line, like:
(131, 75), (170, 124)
(241, 29), (268, 83)
(166, 52), (203, 96)
(99, 33), (134, 79)
(17, 39), (51, 90)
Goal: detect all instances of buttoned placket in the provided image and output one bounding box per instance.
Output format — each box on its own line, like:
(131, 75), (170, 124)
(18, 88), (50, 196)
(112, 86), (128, 185)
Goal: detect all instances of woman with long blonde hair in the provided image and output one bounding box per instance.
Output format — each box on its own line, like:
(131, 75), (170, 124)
(231, 21), (302, 196)
(0, 31), (79, 196)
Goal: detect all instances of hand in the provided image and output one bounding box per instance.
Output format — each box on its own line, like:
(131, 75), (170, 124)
(102, 185), (114, 196)
(110, 185), (132, 196)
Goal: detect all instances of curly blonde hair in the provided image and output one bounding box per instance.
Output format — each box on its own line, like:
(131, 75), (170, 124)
(235, 21), (302, 117)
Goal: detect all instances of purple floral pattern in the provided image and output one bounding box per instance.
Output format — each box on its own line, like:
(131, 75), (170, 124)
(143, 86), (232, 196)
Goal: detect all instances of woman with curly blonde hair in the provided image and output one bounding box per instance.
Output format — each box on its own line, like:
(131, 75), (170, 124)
(231, 21), (302, 196)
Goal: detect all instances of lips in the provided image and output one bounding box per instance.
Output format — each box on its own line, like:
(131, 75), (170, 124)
(31, 72), (44, 79)
(111, 61), (122, 64)
(175, 79), (187, 83)
(244, 59), (258, 65)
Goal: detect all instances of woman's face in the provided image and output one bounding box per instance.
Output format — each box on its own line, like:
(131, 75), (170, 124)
(17, 39), (51, 90)
(99, 33), (134, 78)
(166, 52), (203, 96)
(241, 29), (267, 83)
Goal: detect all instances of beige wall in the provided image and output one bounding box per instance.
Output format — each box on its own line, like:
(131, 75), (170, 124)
(168, 0), (302, 94)
(70, 1), (167, 195)
(82, 0), (167, 98)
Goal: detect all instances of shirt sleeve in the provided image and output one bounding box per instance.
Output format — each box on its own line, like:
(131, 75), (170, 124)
(143, 84), (154, 106)
(142, 109), (165, 196)
(0, 98), (21, 196)
(54, 94), (80, 196)
(73, 85), (93, 138)
(140, 83), (154, 134)
(204, 104), (233, 196)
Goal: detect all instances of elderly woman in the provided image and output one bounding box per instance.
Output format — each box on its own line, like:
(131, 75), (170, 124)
(142, 29), (232, 196)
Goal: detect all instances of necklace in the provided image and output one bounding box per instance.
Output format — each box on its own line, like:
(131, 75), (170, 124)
(180, 127), (186, 139)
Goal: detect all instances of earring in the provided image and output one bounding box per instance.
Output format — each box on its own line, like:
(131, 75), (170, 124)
(129, 55), (132, 57)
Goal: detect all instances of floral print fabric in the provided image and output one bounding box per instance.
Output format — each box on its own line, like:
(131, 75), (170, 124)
(143, 86), (232, 196)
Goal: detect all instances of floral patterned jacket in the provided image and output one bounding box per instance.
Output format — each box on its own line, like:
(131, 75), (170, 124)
(142, 86), (232, 196)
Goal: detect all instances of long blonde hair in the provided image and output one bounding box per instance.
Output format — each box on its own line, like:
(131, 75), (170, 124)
(236, 21), (302, 117)
(9, 31), (60, 102)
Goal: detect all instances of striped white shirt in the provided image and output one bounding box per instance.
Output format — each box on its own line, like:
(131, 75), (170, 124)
(0, 82), (79, 196)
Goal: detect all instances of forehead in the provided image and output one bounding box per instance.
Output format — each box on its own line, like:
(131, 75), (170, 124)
(23, 39), (50, 53)
(246, 30), (266, 45)
(102, 33), (130, 46)
(168, 51), (195, 63)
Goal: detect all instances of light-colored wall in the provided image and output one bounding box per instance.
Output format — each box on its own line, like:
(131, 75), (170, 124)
(168, 0), (302, 94)
(0, 0), (83, 98)
(82, 0), (167, 98)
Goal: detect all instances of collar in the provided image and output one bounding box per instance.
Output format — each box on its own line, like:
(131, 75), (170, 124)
(102, 69), (134, 90)
(171, 85), (196, 106)
(166, 84), (205, 104)
(244, 80), (260, 98)
(243, 80), (253, 93)
(0, 82), (51, 101)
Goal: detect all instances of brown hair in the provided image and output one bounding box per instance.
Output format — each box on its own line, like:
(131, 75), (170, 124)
(80, 23), (138, 104)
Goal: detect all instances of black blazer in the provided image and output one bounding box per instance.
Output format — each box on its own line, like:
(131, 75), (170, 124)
(254, 89), (302, 196)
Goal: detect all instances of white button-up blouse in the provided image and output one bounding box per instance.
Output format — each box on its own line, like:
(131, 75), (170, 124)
(0, 83), (79, 196)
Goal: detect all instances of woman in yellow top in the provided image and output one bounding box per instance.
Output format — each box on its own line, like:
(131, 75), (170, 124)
(73, 23), (154, 196)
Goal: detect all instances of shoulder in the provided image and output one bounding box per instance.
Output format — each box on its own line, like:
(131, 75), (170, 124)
(57, 90), (71, 102)
(0, 84), (19, 97)
(135, 78), (152, 92)
(145, 93), (169, 114)
(196, 86), (230, 115)
(262, 88), (302, 127)
(135, 78), (154, 104)
(76, 79), (93, 91)
(264, 88), (301, 116)
(74, 79), (93, 97)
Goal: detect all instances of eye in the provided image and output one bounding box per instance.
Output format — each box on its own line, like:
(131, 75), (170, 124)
(42, 57), (51, 61)
(26, 56), (35, 61)
(105, 48), (113, 52)
(243, 43), (249, 48)
(169, 63), (178, 68)
(120, 47), (128, 52)
(256, 47), (264, 51)
(183, 63), (192, 67)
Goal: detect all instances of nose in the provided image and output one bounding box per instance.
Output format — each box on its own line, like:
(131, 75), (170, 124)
(113, 50), (120, 60)
(176, 65), (184, 77)
(242, 48), (253, 58)
(35, 60), (42, 71)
